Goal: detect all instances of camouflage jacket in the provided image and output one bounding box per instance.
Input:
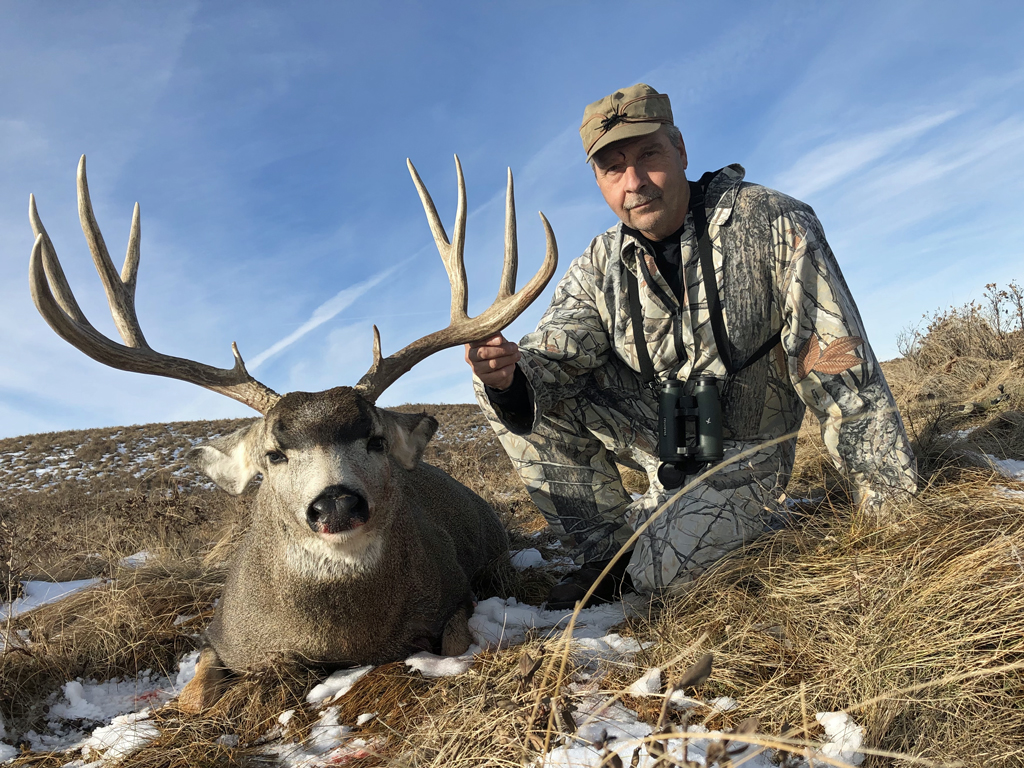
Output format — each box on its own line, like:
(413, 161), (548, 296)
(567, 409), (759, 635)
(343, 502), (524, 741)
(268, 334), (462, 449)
(490, 164), (917, 508)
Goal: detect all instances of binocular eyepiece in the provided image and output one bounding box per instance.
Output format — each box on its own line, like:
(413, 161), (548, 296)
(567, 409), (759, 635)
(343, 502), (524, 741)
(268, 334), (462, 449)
(656, 375), (724, 489)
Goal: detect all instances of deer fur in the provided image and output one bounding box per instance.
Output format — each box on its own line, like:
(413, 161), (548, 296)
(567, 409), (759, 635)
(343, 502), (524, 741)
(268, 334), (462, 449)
(177, 387), (507, 711)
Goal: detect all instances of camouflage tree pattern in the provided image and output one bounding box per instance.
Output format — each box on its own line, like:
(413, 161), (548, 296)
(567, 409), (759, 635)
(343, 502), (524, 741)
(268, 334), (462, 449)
(474, 164), (917, 592)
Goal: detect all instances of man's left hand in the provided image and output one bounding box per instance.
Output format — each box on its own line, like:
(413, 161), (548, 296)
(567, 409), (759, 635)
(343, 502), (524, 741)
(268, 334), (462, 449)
(465, 333), (520, 390)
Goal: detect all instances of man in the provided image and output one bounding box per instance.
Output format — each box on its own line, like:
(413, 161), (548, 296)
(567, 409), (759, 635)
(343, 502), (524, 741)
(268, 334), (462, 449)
(465, 84), (917, 608)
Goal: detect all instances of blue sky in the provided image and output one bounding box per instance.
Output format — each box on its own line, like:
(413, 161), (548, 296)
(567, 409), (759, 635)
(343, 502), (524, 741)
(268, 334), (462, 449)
(1, 1), (1022, 438)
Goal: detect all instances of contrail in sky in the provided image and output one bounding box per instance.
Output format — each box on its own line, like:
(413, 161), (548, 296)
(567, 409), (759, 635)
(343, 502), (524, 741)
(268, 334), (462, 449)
(247, 261), (407, 370)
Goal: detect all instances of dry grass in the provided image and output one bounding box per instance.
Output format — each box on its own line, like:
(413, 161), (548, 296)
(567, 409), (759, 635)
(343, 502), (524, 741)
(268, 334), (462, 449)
(1, 559), (222, 725)
(2, 313), (1024, 765)
(618, 471), (1024, 767)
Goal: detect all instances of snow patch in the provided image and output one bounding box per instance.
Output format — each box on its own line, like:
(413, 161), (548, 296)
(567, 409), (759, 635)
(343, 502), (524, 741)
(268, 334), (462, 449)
(119, 550), (152, 568)
(405, 647), (479, 678)
(510, 548), (546, 570)
(668, 689), (702, 709)
(262, 706), (385, 767)
(538, 697), (866, 767)
(626, 667), (661, 697)
(20, 653), (196, 755)
(997, 485), (1024, 500)
(543, 696), (654, 768)
(982, 454), (1024, 481)
(709, 696), (738, 712)
(574, 632), (648, 658)
(305, 666), (373, 705)
(175, 650), (200, 689)
(46, 674), (166, 729)
(540, 693), (778, 768)
(0, 713), (14, 763)
(0, 578), (102, 621)
(469, 596), (635, 649)
(81, 711), (160, 762)
(816, 711), (865, 765)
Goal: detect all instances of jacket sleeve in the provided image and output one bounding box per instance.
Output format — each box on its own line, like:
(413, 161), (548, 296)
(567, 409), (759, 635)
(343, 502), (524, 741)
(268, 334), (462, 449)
(473, 241), (613, 435)
(777, 208), (918, 511)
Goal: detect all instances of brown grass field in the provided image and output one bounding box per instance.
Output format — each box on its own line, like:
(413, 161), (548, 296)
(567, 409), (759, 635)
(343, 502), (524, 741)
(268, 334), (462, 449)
(1, 304), (1023, 767)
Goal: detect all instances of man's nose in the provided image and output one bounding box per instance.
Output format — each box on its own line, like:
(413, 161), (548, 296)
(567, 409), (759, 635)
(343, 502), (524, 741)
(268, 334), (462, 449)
(622, 163), (647, 191)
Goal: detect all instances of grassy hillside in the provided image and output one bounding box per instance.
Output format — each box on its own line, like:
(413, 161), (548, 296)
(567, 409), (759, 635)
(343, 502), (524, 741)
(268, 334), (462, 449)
(1, 300), (1023, 767)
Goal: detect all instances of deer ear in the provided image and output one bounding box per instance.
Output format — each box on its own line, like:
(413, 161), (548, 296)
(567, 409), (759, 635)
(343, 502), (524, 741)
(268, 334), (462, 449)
(382, 411), (438, 470)
(188, 423), (260, 495)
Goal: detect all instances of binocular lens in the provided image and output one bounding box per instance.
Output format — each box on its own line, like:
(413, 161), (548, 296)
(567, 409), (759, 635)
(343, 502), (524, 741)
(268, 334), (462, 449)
(657, 462), (687, 490)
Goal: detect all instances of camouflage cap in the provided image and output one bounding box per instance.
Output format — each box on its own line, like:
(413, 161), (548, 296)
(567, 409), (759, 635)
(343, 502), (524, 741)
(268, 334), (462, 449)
(580, 83), (673, 161)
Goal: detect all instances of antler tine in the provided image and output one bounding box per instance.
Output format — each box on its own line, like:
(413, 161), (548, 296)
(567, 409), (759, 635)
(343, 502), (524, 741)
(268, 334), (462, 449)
(355, 162), (558, 403)
(77, 155), (147, 348)
(364, 325), (383, 378)
(28, 158), (282, 415)
(452, 155), (468, 318)
(29, 193), (89, 325)
(123, 202), (142, 295)
(498, 168), (518, 300)
(406, 156), (469, 323)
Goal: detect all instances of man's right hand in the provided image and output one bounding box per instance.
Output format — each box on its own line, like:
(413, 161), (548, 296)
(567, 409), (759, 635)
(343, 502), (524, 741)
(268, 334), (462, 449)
(465, 333), (521, 391)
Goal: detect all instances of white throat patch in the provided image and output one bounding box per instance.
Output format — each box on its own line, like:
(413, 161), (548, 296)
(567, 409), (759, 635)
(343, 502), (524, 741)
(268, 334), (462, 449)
(285, 529), (383, 581)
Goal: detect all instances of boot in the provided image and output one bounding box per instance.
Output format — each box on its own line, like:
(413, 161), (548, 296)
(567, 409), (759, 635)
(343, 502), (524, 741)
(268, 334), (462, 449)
(545, 554), (634, 610)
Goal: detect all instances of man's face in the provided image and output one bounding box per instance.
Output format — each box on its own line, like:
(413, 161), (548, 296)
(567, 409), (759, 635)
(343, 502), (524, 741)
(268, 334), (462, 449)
(592, 127), (689, 241)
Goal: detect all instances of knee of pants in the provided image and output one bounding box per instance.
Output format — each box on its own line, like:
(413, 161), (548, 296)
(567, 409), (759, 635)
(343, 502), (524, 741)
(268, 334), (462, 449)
(624, 478), (773, 591)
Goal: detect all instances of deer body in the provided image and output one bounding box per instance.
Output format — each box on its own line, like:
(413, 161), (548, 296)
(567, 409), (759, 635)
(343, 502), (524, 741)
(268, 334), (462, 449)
(212, 470), (498, 670)
(193, 387), (507, 674)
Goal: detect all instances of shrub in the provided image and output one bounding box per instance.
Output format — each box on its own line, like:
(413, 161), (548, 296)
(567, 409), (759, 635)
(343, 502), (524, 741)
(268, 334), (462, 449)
(898, 281), (1024, 368)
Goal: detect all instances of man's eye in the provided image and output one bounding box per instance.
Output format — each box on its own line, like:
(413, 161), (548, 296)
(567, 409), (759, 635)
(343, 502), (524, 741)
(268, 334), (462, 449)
(367, 436), (387, 452)
(266, 451), (287, 464)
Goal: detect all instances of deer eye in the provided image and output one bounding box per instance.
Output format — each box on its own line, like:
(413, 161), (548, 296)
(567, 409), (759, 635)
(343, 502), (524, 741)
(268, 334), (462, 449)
(266, 450), (288, 465)
(367, 436), (387, 453)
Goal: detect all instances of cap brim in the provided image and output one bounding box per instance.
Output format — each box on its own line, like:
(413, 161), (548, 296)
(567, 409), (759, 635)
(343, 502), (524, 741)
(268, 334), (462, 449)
(585, 121), (664, 162)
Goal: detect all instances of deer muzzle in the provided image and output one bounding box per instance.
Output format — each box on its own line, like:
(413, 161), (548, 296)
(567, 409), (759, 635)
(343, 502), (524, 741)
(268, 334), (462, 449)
(306, 487), (370, 535)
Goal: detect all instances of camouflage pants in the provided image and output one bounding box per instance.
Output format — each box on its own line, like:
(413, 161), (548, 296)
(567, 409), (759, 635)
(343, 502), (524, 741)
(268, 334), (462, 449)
(475, 356), (791, 592)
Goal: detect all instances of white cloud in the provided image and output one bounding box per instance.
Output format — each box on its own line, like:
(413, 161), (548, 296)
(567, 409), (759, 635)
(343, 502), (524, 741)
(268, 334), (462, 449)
(247, 262), (405, 370)
(774, 110), (960, 198)
(854, 116), (1024, 211)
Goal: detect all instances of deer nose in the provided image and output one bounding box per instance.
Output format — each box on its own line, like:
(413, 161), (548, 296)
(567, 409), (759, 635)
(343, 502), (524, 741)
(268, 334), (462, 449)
(306, 488), (369, 535)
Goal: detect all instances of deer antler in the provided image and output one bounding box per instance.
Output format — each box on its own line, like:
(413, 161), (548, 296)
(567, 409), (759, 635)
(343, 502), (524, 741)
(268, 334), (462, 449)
(355, 156), (558, 403)
(29, 155), (281, 414)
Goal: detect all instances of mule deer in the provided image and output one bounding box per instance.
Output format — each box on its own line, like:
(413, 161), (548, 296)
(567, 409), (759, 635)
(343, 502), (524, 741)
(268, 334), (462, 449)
(28, 156), (557, 711)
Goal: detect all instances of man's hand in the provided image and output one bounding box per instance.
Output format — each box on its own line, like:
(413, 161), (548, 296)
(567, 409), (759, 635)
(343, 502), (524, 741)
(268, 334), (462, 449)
(465, 333), (521, 391)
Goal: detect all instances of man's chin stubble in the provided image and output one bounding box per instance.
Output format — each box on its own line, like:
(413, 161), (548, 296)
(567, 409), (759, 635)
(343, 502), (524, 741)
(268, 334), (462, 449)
(625, 205), (665, 232)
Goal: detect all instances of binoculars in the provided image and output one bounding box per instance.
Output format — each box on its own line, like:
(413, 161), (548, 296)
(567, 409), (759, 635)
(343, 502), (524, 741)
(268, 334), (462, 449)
(656, 375), (724, 489)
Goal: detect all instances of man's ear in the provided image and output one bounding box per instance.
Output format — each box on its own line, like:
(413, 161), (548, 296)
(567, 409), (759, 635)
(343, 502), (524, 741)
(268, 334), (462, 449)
(381, 410), (438, 470)
(188, 422), (261, 495)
